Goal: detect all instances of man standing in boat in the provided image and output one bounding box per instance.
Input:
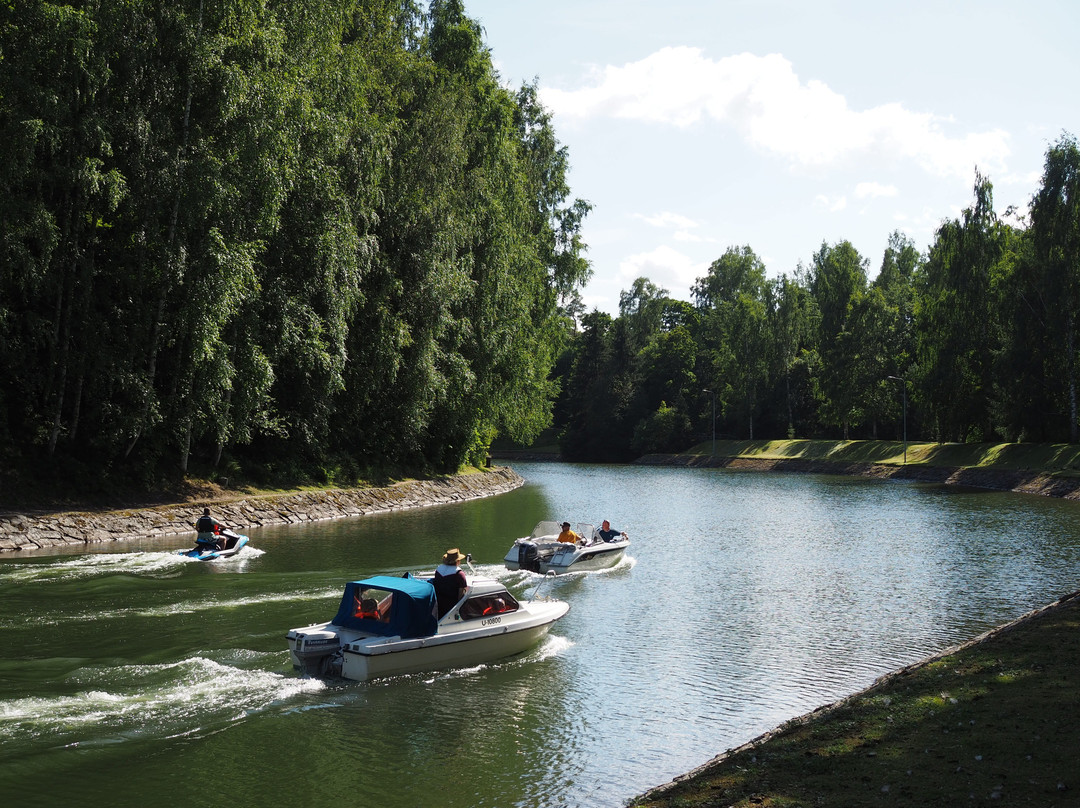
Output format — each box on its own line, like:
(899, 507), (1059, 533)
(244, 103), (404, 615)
(433, 548), (468, 618)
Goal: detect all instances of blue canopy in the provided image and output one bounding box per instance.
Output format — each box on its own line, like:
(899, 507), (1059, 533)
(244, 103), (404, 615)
(331, 574), (438, 639)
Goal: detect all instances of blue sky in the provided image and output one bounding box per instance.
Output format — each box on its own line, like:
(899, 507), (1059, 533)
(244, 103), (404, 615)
(465, 0), (1079, 314)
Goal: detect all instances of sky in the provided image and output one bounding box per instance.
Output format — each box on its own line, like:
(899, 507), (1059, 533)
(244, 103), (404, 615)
(464, 0), (1079, 315)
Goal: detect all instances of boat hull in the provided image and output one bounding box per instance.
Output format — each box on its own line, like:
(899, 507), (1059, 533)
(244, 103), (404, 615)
(541, 543), (626, 573)
(340, 615), (562, 681)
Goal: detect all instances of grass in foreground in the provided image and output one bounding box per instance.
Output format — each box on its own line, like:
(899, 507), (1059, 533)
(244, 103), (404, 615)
(631, 593), (1080, 808)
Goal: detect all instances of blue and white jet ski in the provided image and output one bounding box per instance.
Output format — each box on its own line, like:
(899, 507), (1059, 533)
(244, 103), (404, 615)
(177, 529), (249, 561)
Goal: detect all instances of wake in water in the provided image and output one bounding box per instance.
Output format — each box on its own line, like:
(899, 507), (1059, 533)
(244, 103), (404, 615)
(0, 551), (192, 584)
(0, 583), (342, 630)
(495, 554), (636, 586)
(0, 546), (266, 586)
(0, 656), (324, 754)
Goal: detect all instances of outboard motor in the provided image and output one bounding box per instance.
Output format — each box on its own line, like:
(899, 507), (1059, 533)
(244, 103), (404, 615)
(517, 540), (542, 573)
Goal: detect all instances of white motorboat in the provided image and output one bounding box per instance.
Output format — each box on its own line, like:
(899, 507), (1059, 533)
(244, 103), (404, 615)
(286, 572), (569, 682)
(503, 520), (630, 574)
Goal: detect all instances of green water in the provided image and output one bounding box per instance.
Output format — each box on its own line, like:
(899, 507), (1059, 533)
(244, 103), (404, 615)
(3, 463), (1080, 807)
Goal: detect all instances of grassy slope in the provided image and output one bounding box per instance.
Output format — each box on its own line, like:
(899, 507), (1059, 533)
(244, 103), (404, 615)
(632, 593), (1080, 808)
(681, 439), (1080, 476)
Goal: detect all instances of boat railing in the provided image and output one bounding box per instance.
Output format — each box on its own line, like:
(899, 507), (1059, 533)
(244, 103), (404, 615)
(528, 569), (558, 601)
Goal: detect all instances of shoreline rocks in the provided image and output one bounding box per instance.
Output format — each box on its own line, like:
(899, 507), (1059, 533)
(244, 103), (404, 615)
(0, 468), (524, 553)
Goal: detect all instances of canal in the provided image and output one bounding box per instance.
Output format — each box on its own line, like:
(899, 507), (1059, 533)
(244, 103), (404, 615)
(2, 462), (1079, 807)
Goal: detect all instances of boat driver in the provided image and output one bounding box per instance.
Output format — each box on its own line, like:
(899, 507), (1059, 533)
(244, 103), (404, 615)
(557, 522), (581, 544)
(596, 520), (628, 542)
(194, 508), (224, 550)
(433, 548), (469, 618)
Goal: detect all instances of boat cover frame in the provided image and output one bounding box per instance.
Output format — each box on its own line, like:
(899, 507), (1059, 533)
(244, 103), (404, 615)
(331, 574), (438, 638)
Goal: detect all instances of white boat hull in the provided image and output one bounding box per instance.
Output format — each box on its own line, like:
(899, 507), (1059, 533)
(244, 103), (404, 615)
(340, 606), (565, 681)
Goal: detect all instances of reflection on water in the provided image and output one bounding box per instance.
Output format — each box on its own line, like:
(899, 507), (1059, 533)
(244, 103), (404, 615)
(2, 463), (1079, 807)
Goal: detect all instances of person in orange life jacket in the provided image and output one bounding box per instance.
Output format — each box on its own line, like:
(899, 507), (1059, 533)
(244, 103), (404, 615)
(194, 508), (224, 550)
(433, 548), (468, 618)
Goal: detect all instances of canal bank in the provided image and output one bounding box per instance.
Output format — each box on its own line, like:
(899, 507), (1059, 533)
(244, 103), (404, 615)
(0, 467), (523, 552)
(632, 588), (1080, 807)
(636, 438), (1080, 501)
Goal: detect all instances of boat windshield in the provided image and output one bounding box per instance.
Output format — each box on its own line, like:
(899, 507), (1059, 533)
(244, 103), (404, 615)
(530, 521), (595, 541)
(458, 592), (520, 621)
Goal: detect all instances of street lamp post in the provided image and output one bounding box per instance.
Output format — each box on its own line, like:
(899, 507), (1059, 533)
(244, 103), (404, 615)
(887, 375), (907, 464)
(703, 389), (716, 456)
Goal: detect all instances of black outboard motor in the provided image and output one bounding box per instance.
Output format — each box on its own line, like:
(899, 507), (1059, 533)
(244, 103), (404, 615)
(518, 540), (541, 572)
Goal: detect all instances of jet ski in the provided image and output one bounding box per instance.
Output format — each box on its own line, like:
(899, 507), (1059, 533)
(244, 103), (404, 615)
(177, 528), (249, 561)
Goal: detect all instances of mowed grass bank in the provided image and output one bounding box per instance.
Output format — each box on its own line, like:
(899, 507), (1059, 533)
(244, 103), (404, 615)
(632, 592), (1080, 808)
(680, 438), (1080, 476)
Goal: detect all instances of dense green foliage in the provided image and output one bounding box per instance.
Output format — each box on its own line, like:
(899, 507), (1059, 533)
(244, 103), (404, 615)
(553, 134), (1080, 460)
(0, 0), (590, 490)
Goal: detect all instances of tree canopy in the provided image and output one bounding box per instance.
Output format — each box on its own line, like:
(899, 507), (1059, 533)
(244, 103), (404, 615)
(0, 0), (590, 491)
(549, 134), (1080, 459)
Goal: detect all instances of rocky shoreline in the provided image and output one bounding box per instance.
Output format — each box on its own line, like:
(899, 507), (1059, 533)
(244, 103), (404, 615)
(0, 467), (524, 553)
(8, 453), (1078, 553)
(635, 453), (1080, 500)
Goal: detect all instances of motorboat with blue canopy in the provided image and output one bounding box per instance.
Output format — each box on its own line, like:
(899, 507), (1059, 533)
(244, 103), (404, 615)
(287, 570), (568, 682)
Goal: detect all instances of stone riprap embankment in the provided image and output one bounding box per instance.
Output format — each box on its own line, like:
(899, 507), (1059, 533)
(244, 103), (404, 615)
(0, 468), (523, 553)
(635, 453), (1080, 499)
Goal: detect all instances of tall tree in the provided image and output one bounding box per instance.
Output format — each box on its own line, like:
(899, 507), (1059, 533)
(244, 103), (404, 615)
(916, 172), (1008, 441)
(864, 232), (922, 438)
(808, 240), (868, 438)
(766, 271), (816, 439)
(1028, 132), (1080, 442)
(693, 246), (771, 438)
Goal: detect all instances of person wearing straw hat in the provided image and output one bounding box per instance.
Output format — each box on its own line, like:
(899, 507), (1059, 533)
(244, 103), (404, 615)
(433, 548), (468, 618)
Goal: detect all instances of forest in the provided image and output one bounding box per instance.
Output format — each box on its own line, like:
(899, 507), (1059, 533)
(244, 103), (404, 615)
(0, 0), (591, 492)
(3, 2), (1080, 494)
(553, 138), (1080, 461)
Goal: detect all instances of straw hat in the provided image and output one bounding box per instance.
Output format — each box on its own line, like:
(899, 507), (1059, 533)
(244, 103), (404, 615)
(442, 548), (464, 565)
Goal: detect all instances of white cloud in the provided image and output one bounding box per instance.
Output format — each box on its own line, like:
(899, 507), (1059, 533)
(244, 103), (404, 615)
(814, 194), (848, 213)
(633, 211), (715, 244)
(855, 182), (898, 199)
(617, 244), (710, 295)
(673, 229), (714, 243)
(635, 211), (700, 230)
(541, 46), (1011, 179)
